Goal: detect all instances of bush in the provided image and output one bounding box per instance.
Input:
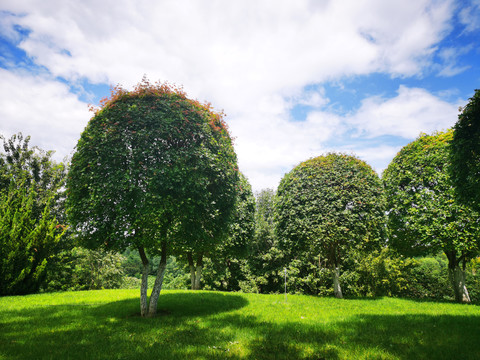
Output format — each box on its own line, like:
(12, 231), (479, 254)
(1, 183), (64, 295)
(409, 254), (451, 300)
(341, 248), (417, 297)
(43, 247), (125, 291)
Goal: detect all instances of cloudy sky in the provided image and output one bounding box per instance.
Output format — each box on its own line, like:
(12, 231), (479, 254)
(1, 0), (479, 191)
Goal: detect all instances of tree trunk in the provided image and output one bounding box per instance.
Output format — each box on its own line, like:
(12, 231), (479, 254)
(187, 252), (196, 290)
(194, 253), (203, 290)
(147, 242), (167, 317)
(333, 267), (343, 299)
(138, 247), (149, 317)
(448, 265), (471, 303)
(187, 252), (203, 290)
(445, 251), (471, 303)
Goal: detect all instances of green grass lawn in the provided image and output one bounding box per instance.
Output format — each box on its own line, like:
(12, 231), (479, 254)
(1, 290), (479, 359)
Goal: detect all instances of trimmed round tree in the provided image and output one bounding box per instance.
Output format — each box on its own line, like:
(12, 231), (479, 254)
(383, 130), (480, 303)
(66, 80), (238, 317)
(275, 153), (386, 298)
(450, 89), (480, 211)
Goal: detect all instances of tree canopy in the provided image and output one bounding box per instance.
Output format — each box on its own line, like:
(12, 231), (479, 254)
(450, 89), (480, 211)
(66, 79), (239, 316)
(275, 153), (386, 298)
(383, 130), (480, 302)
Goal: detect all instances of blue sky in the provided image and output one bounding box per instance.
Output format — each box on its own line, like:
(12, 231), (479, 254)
(1, 0), (479, 191)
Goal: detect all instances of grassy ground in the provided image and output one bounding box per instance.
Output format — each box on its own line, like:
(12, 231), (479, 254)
(1, 290), (479, 360)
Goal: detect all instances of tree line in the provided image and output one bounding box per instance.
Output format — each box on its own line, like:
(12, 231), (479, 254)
(1, 82), (479, 315)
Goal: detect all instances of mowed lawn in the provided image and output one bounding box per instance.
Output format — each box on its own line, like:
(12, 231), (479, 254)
(1, 290), (479, 360)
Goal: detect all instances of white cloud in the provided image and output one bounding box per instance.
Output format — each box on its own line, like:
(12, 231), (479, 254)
(436, 46), (472, 76)
(0, 69), (90, 160)
(348, 85), (461, 139)
(1, 0), (455, 103)
(230, 97), (344, 190)
(336, 144), (402, 176)
(459, 0), (480, 32)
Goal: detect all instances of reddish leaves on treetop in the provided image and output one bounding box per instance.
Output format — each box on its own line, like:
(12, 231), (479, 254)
(88, 76), (231, 140)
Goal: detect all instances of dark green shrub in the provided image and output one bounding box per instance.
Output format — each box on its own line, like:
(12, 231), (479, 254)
(43, 247), (125, 291)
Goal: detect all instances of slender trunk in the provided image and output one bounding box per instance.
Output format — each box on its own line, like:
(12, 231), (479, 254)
(333, 267), (343, 299)
(187, 252), (196, 290)
(138, 247), (149, 317)
(446, 251), (471, 303)
(194, 253), (203, 290)
(194, 266), (202, 290)
(147, 242), (167, 317)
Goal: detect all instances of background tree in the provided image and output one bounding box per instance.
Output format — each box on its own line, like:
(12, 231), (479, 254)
(450, 89), (480, 211)
(202, 172), (255, 291)
(0, 133), (66, 295)
(0, 181), (64, 295)
(240, 188), (285, 293)
(177, 161), (241, 291)
(43, 247), (126, 292)
(66, 79), (238, 317)
(275, 153), (386, 298)
(383, 130), (480, 303)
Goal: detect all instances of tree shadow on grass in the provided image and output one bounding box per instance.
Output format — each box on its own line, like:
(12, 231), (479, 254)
(1, 292), (480, 360)
(154, 291), (249, 317)
(0, 291), (248, 360)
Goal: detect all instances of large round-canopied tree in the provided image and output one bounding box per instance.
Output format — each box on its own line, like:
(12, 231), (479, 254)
(383, 130), (480, 303)
(66, 80), (238, 317)
(450, 89), (480, 211)
(275, 153), (386, 298)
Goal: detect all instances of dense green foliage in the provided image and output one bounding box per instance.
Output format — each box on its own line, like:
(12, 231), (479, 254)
(383, 130), (480, 302)
(2, 290), (480, 359)
(202, 173), (256, 291)
(0, 134), (66, 295)
(340, 248), (417, 298)
(275, 153), (386, 298)
(450, 89), (480, 211)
